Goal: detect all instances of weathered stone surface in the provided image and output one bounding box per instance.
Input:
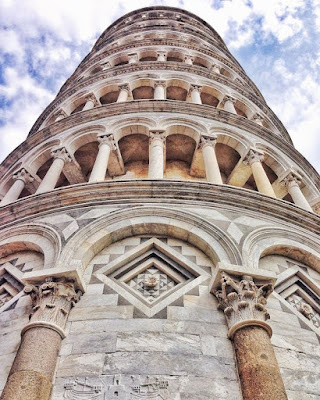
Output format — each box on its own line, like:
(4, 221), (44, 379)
(280, 369), (320, 394)
(56, 353), (105, 377)
(270, 321), (319, 344)
(275, 347), (320, 372)
(272, 334), (320, 357)
(0, 370), (51, 400)
(167, 305), (225, 323)
(68, 305), (134, 321)
(75, 293), (118, 307)
(116, 332), (201, 354)
(233, 326), (287, 400)
(67, 332), (117, 354)
(103, 352), (236, 379)
(200, 334), (234, 358)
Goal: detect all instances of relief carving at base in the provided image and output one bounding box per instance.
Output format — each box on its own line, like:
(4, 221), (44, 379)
(64, 375), (171, 399)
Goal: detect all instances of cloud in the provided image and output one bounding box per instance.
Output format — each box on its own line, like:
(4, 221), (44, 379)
(0, 0), (319, 176)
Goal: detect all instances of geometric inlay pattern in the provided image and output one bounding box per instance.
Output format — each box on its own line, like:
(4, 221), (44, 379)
(275, 264), (320, 331)
(93, 238), (211, 317)
(128, 266), (176, 303)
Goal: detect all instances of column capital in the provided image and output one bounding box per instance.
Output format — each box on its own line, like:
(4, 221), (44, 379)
(149, 130), (166, 144)
(98, 133), (117, 150)
(101, 61), (111, 70)
(154, 80), (166, 88)
(280, 171), (301, 188)
(199, 135), (217, 149)
(221, 95), (236, 106)
(157, 51), (167, 58)
(184, 54), (194, 62)
(189, 84), (202, 94)
(13, 168), (34, 184)
(212, 266), (275, 338)
(51, 147), (72, 163)
(252, 113), (264, 124)
(128, 53), (138, 62)
(210, 63), (221, 73)
(23, 277), (82, 338)
(243, 148), (264, 165)
(118, 84), (130, 92)
(53, 109), (68, 120)
(84, 93), (99, 107)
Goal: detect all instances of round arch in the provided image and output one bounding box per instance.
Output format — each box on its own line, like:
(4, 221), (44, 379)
(242, 227), (320, 273)
(56, 206), (242, 276)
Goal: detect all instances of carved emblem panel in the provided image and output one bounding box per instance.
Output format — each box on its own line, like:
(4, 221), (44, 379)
(63, 375), (178, 399)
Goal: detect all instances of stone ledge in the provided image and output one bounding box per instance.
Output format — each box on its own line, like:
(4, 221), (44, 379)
(0, 180), (319, 233)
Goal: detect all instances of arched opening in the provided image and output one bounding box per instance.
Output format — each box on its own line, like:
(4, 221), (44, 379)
(215, 143), (241, 183)
(132, 86), (154, 100)
(118, 133), (149, 179)
(165, 134), (197, 180)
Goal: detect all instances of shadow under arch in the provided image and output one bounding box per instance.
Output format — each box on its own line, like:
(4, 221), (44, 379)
(0, 223), (62, 270)
(57, 206), (242, 279)
(242, 226), (320, 273)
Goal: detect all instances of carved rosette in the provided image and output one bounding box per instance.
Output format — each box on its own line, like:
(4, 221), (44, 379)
(98, 133), (117, 150)
(214, 272), (274, 338)
(243, 149), (264, 165)
(198, 135), (217, 150)
(13, 168), (34, 184)
(51, 147), (72, 163)
(23, 277), (81, 338)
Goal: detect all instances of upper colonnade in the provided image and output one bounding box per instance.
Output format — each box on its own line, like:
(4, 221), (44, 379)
(0, 6), (319, 214)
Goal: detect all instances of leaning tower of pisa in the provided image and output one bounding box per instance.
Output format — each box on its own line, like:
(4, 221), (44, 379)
(0, 6), (319, 400)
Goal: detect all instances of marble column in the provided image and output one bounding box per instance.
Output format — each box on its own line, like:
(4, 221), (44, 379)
(199, 135), (223, 184)
(213, 269), (287, 400)
(222, 95), (237, 114)
(148, 130), (166, 179)
(36, 148), (71, 194)
(117, 84), (130, 102)
(189, 85), (202, 104)
(252, 114), (264, 126)
(82, 94), (99, 111)
(0, 168), (34, 206)
(244, 149), (276, 198)
(89, 134), (116, 183)
(0, 277), (81, 400)
(184, 55), (194, 65)
(154, 81), (166, 100)
(157, 52), (167, 62)
(280, 172), (313, 212)
(211, 63), (221, 74)
(128, 53), (138, 64)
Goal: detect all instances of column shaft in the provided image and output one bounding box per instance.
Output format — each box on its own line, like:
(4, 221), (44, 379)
(184, 55), (193, 65)
(0, 179), (25, 206)
(190, 87), (202, 104)
(1, 328), (61, 400)
(251, 161), (276, 198)
(223, 97), (237, 114)
(157, 52), (166, 62)
(89, 135), (115, 182)
(288, 181), (313, 212)
(82, 99), (95, 111)
(233, 326), (287, 400)
(117, 86), (129, 102)
(154, 84), (165, 100)
(0, 278), (81, 400)
(202, 144), (223, 184)
(149, 132), (165, 179)
(36, 157), (65, 194)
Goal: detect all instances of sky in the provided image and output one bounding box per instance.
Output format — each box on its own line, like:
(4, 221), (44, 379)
(0, 0), (320, 173)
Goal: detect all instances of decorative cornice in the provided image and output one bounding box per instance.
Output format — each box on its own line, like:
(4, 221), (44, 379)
(0, 181), (319, 234)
